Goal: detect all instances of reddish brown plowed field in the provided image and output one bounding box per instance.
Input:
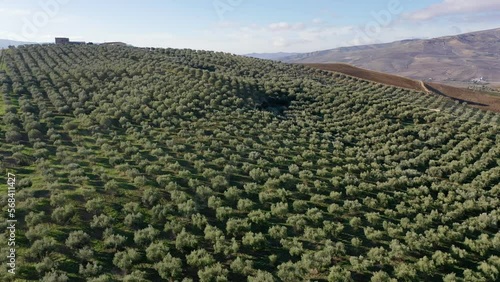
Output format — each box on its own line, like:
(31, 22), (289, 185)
(304, 63), (426, 91)
(425, 82), (500, 112)
(305, 63), (500, 113)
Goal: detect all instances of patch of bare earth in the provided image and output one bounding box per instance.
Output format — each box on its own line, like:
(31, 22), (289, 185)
(304, 63), (426, 91)
(425, 82), (500, 112)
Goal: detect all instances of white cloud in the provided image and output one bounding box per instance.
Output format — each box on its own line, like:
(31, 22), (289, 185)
(269, 22), (290, 30)
(294, 22), (305, 30)
(0, 8), (31, 16)
(312, 18), (323, 24)
(1, 2), (498, 55)
(214, 21), (241, 29)
(268, 21), (305, 31)
(272, 37), (288, 47)
(407, 0), (500, 21)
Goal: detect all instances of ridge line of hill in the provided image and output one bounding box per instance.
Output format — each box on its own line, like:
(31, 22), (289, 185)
(282, 28), (500, 84)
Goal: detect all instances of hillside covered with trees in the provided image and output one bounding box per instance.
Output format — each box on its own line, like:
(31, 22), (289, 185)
(0, 44), (499, 281)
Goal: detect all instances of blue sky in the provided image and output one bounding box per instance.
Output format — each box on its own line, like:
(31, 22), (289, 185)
(1, 0), (500, 53)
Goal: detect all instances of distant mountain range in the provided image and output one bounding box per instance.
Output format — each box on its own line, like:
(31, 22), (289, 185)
(255, 28), (500, 84)
(0, 39), (36, 49)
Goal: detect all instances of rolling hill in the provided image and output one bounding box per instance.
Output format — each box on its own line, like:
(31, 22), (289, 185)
(0, 44), (499, 281)
(283, 28), (500, 84)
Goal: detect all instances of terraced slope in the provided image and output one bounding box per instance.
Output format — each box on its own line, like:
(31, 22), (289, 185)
(0, 45), (499, 281)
